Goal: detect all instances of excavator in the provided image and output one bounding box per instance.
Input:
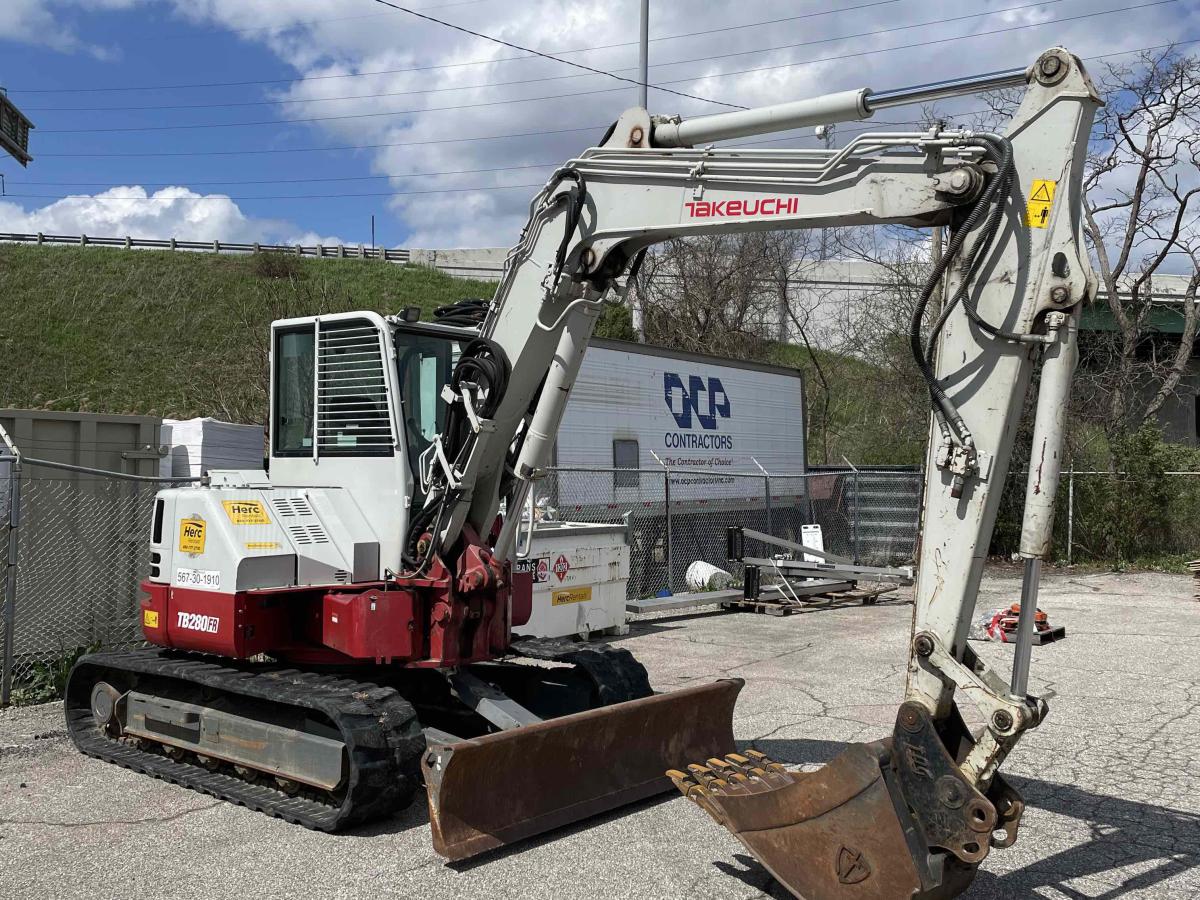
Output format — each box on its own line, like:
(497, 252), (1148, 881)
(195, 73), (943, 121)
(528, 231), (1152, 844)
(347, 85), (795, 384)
(65, 46), (1099, 899)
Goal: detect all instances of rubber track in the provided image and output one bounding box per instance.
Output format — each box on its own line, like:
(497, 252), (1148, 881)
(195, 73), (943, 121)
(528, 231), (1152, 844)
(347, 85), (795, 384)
(509, 638), (653, 705)
(64, 648), (425, 832)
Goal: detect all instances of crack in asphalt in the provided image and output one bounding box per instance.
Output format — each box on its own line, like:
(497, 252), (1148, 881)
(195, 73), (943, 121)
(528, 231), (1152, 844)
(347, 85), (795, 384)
(0, 801), (224, 829)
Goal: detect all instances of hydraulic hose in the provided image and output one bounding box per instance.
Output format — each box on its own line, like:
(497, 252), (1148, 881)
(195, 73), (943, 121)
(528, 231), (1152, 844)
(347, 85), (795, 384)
(434, 299), (490, 327)
(911, 133), (1017, 449)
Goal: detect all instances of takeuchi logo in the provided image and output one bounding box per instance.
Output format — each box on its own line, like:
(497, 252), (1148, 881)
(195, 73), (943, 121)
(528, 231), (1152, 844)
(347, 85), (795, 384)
(684, 197), (801, 218)
(664, 373), (731, 430)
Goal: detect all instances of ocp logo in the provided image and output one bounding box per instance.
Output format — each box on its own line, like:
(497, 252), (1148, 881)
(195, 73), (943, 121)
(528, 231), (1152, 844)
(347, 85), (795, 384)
(664, 373), (731, 430)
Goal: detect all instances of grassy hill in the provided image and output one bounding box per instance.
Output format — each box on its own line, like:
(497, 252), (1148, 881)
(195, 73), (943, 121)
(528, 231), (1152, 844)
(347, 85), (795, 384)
(0, 245), (628, 425)
(0, 243), (910, 464)
(0, 246), (500, 422)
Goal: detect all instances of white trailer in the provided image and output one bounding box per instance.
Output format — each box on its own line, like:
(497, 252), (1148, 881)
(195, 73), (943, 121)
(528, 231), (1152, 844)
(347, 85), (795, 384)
(539, 339), (807, 596)
(555, 338), (806, 479)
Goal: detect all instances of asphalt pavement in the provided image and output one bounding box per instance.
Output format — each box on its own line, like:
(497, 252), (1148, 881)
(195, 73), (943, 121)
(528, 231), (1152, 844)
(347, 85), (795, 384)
(2, 570), (1197, 899)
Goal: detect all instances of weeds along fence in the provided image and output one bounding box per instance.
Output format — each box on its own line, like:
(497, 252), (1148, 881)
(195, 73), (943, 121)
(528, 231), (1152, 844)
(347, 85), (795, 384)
(992, 467), (1200, 565)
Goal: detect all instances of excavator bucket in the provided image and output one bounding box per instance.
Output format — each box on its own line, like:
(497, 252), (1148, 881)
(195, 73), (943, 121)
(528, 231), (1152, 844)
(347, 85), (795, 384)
(668, 702), (1025, 899)
(422, 678), (743, 861)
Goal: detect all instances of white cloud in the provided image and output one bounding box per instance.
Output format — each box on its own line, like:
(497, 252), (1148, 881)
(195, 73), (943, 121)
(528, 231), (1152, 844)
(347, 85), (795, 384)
(0, 0), (142, 58)
(7, 0), (1200, 246)
(0, 186), (339, 245)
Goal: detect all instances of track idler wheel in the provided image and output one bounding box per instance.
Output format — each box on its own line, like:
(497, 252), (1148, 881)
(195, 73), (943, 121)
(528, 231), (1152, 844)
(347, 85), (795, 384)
(669, 703), (1021, 899)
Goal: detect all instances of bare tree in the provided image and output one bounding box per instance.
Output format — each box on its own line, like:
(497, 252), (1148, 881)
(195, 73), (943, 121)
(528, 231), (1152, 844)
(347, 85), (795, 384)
(1081, 48), (1200, 437)
(636, 233), (779, 358)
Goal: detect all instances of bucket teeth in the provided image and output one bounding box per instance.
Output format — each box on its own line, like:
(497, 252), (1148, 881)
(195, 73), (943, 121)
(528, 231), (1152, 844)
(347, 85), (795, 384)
(669, 751), (796, 804)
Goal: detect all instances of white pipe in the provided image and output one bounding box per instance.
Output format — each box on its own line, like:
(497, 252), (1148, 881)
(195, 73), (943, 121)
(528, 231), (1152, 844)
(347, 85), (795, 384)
(650, 64), (1030, 149)
(1019, 312), (1078, 559)
(652, 90), (870, 148)
(494, 302), (600, 561)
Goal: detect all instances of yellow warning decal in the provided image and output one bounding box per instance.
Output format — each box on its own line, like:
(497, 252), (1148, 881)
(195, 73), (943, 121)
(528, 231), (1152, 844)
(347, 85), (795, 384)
(552, 586), (593, 606)
(143, 609), (159, 629)
(179, 518), (207, 554)
(1024, 179), (1057, 228)
(245, 541), (281, 550)
(222, 499), (271, 525)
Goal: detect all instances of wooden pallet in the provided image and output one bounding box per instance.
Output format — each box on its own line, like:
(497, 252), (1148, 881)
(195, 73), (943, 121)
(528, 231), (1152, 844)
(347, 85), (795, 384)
(719, 584), (899, 616)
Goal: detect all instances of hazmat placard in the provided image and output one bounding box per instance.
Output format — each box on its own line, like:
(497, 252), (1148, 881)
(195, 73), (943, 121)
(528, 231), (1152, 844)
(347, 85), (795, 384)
(1024, 179), (1057, 228)
(551, 586), (592, 606)
(222, 499), (271, 525)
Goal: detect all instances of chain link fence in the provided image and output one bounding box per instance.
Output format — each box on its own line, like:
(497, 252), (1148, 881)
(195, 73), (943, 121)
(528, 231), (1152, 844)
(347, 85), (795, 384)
(992, 467), (1200, 564)
(1, 452), (15, 704)
(13, 478), (158, 676)
(538, 465), (924, 599)
(1, 473), (161, 703)
(0, 452), (926, 704)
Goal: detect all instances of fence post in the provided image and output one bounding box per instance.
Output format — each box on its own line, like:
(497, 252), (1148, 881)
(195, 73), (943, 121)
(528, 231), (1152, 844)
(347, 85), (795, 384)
(1066, 463), (1074, 566)
(752, 457), (772, 536)
(1, 457), (21, 707)
(663, 466), (674, 594)
(764, 474), (773, 536)
(852, 470), (861, 564)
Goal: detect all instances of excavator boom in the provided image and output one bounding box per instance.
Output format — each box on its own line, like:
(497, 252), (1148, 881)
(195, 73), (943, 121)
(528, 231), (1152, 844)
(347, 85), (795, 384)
(662, 49), (1099, 898)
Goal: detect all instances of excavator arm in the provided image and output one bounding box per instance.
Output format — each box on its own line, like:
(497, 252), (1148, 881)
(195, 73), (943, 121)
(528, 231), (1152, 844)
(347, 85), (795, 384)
(416, 46), (1100, 898)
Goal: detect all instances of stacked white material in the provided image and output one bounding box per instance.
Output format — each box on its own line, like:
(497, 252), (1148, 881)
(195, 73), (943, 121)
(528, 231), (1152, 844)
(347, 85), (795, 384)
(158, 418), (265, 479)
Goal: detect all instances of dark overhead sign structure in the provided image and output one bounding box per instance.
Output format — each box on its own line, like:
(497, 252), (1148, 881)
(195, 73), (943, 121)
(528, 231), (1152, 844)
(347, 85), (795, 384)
(0, 92), (33, 166)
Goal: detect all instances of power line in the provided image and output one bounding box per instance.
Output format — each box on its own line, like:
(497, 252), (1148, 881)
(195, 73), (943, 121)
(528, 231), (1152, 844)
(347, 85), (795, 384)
(130, 0), (498, 43)
(23, 0), (906, 113)
(11, 0), (897, 97)
(4, 183), (547, 202)
(651, 0), (1177, 87)
(27, 0), (1165, 137)
(22, 0), (1115, 137)
(35, 124), (608, 158)
(12, 116), (937, 190)
(6, 162), (563, 188)
(34, 85), (678, 134)
(28, 35), (1198, 160)
(366, 0), (743, 110)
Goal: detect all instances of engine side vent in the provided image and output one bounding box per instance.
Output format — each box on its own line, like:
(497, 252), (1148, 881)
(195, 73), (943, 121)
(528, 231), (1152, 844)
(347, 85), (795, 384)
(288, 523), (330, 546)
(316, 319), (394, 456)
(271, 497), (314, 518)
(332, 570), (350, 583)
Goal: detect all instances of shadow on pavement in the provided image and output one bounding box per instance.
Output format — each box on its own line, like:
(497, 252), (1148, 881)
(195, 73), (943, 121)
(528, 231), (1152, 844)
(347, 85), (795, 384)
(739, 737), (1200, 898)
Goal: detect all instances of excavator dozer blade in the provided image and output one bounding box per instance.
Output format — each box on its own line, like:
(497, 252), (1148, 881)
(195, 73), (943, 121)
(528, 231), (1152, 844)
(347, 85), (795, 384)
(422, 677), (743, 862)
(668, 701), (1024, 900)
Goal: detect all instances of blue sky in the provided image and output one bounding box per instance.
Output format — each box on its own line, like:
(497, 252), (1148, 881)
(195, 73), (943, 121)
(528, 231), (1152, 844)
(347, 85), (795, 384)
(1, 0), (1198, 249)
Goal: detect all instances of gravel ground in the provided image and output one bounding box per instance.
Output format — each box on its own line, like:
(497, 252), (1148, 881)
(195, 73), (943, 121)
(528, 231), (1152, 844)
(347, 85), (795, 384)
(1, 570), (1197, 900)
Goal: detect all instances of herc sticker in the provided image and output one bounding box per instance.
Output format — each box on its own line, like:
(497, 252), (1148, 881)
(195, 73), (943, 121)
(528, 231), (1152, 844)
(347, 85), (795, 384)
(143, 609), (160, 629)
(178, 518), (207, 555)
(222, 500), (271, 525)
(1024, 179), (1057, 228)
(552, 586), (592, 606)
